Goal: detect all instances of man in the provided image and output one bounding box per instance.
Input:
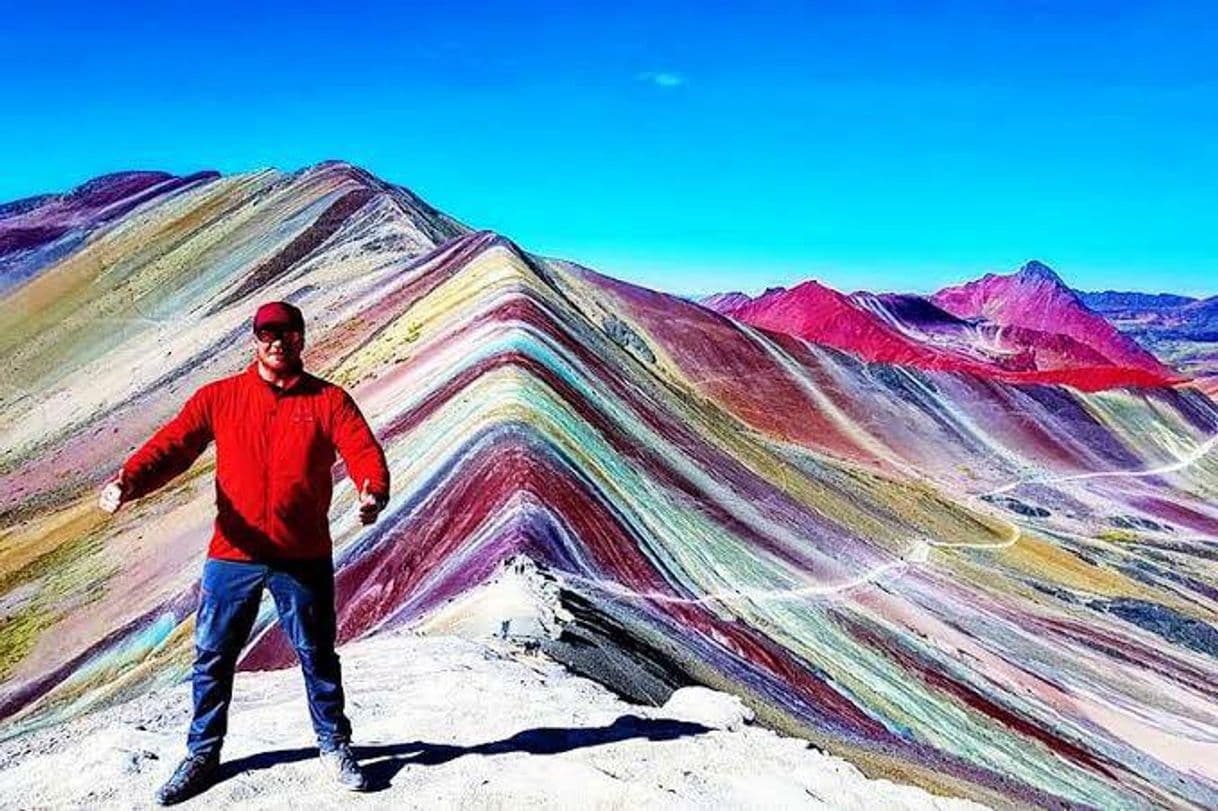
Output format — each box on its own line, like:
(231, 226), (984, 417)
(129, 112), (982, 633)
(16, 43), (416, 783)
(98, 300), (390, 805)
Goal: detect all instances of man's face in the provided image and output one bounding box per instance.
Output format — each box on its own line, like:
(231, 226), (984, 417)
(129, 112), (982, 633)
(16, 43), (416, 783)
(254, 326), (305, 373)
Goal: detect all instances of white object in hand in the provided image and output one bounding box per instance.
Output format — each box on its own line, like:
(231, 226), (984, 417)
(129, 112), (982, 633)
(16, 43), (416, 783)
(98, 469), (129, 514)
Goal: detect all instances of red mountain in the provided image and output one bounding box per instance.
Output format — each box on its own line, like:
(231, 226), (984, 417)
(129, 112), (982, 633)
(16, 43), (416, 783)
(718, 280), (945, 367)
(702, 264), (1183, 391)
(931, 261), (1180, 382)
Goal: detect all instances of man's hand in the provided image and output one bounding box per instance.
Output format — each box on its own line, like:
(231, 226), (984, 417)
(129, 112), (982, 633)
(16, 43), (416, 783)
(98, 469), (131, 515)
(358, 478), (386, 525)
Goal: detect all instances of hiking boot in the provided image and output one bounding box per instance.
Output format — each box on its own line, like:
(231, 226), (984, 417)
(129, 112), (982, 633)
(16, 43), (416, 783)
(319, 743), (368, 791)
(155, 751), (220, 805)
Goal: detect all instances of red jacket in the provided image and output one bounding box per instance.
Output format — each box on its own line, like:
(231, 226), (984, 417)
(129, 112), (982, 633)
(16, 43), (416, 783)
(122, 361), (390, 561)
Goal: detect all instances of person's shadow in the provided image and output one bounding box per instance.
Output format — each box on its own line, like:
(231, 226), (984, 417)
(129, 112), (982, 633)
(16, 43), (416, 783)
(214, 714), (713, 792)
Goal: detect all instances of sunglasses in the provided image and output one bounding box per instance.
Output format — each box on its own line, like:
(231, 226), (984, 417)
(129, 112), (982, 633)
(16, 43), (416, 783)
(254, 327), (303, 344)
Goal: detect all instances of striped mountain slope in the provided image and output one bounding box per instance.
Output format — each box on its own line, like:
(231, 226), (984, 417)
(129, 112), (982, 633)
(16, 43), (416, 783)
(1, 164), (1217, 808)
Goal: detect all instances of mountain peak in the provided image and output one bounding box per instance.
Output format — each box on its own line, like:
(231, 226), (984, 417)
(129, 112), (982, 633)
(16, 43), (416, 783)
(929, 261), (1179, 380)
(785, 279), (841, 300)
(300, 159), (384, 187)
(1015, 260), (1065, 286)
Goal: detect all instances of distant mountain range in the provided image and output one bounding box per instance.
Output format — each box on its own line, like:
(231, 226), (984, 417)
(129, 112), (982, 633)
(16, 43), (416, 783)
(701, 260), (1217, 394)
(1077, 289), (1218, 393)
(4, 170), (1213, 394)
(1078, 290), (1200, 311)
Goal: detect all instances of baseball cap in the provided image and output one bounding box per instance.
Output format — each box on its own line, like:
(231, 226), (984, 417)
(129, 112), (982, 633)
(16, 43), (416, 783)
(253, 301), (305, 333)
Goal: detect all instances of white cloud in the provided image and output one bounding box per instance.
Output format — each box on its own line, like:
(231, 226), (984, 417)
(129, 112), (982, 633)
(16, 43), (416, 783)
(637, 71), (685, 88)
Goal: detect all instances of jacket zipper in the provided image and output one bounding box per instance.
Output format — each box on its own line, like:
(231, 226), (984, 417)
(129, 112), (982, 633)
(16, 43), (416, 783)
(266, 393), (278, 535)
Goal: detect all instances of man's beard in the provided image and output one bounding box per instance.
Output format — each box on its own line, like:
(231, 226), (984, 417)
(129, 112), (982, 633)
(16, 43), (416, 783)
(264, 353), (303, 374)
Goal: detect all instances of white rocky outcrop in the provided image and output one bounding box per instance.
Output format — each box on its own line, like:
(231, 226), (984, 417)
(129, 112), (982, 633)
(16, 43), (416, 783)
(661, 686), (755, 733)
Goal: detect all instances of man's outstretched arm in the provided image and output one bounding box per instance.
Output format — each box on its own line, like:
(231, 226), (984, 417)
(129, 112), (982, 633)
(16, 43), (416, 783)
(104, 387), (215, 510)
(331, 389), (391, 523)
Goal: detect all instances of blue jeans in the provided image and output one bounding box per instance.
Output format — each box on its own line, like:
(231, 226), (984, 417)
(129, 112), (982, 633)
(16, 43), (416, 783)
(187, 557), (352, 757)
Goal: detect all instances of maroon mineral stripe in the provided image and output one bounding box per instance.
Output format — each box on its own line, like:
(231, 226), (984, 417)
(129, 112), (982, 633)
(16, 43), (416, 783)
(378, 290), (871, 571)
(1132, 495), (1218, 536)
(374, 338), (850, 577)
(306, 230), (498, 368)
(207, 187), (378, 314)
(508, 350), (853, 573)
(359, 230), (500, 329)
(516, 432), (896, 737)
(0, 224), (71, 254)
(1032, 614), (1218, 700)
(839, 612), (1121, 782)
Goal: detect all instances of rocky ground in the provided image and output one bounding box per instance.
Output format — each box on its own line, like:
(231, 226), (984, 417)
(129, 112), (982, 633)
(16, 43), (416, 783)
(0, 630), (988, 810)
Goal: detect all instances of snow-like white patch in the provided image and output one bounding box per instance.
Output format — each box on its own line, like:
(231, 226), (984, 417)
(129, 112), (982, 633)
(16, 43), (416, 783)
(661, 686), (754, 733)
(0, 632), (989, 810)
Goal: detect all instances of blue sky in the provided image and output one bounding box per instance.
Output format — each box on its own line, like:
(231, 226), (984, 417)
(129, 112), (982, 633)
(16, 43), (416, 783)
(2, 1), (1215, 296)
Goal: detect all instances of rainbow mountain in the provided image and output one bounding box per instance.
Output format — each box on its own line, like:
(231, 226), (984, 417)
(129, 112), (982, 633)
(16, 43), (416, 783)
(2, 162), (1217, 809)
